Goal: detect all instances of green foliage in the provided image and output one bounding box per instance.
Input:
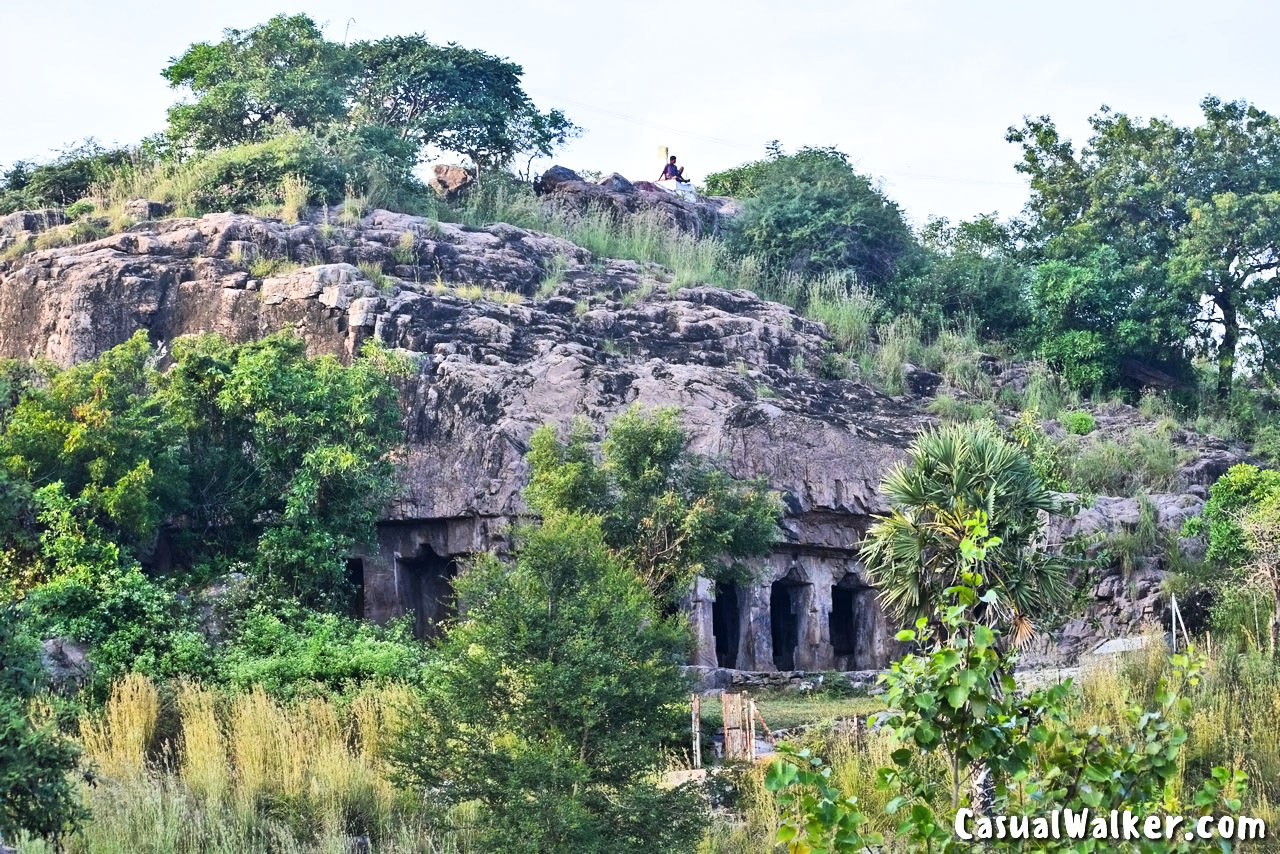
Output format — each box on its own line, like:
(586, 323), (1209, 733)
(1011, 97), (1280, 398)
(893, 214), (1030, 339)
(861, 421), (1066, 636)
(1060, 423), (1187, 497)
(1060, 408), (1096, 435)
(1187, 464), (1280, 567)
(782, 518), (1251, 853)
(524, 406), (780, 602)
(718, 146), (915, 287)
(391, 514), (704, 854)
(0, 142), (134, 213)
(350, 35), (575, 176)
(0, 603), (86, 845)
(170, 132), (346, 214)
(1008, 410), (1065, 490)
(1, 332), (406, 687)
(161, 15), (355, 151)
(160, 333), (407, 608)
(18, 484), (211, 690)
(765, 744), (882, 852)
(219, 603), (423, 698)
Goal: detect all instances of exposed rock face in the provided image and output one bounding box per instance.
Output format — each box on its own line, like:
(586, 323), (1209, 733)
(1025, 492), (1207, 665)
(538, 165), (738, 237)
(0, 206), (1247, 672)
(0, 208), (926, 672)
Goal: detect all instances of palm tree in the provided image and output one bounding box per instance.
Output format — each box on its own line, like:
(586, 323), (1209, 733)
(860, 421), (1066, 645)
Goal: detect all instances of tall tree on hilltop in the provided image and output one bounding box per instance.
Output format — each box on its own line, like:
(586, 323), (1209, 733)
(1010, 96), (1280, 398)
(349, 36), (576, 177)
(162, 14), (355, 151)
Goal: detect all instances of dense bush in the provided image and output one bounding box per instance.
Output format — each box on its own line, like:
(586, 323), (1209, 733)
(0, 143), (134, 214)
(1, 332), (408, 691)
(219, 603), (423, 697)
(714, 147), (916, 287)
(524, 405), (780, 603)
(174, 133), (346, 213)
(0, 603), (85, 845)
(1059, 408), (1096, 435)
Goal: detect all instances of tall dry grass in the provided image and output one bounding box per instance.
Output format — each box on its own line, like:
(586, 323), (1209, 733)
(17, 677), (474, 853)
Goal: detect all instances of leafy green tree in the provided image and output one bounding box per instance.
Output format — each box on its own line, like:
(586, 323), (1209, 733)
(713, 146), (917, 287)
(0, 603), (86, 846)
(860, 421), (1065, 642)
(895, 214), (1030, 339)
(391, 514), (704, 854)
(350, 35), (575, 176)
(1, 331), (406, 611)
(1010, 97), (1280, 398)
(162, 14), (356, 151)
(524, 406), (780, 604)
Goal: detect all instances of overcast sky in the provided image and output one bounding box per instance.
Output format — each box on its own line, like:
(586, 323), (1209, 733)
(2, 0), (1277, 225)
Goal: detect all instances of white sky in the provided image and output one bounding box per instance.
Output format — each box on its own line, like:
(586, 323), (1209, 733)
(2, 0), (1277, 226)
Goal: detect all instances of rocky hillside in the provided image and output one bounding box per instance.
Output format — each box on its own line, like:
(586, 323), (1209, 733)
(0, 200), (1249, 672)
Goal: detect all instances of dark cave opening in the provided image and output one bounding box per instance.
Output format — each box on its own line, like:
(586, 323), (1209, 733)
(712, 582), (741, 668)
(396, 544), (458, 640)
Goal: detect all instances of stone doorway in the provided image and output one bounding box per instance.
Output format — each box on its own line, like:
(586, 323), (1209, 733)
(770, 577), (808, 671)
(830, 574), (879, 670)
(396, 544), (458, 640)
(345, 558), (365, 619)
(711, 582), (741, 668)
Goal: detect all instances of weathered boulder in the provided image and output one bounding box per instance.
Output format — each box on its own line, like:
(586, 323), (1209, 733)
(124, 199), (174, 221)
(537, 164), (736, 237)
(40, 638), (92, 695)
(0, 208), (66, 236)
(539, 165), (583, 191)
(598, 172), (634, 193)
(427, 165), (475, 201)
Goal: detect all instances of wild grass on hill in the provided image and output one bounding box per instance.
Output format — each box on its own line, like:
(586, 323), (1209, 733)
(15, 676), (473, 854)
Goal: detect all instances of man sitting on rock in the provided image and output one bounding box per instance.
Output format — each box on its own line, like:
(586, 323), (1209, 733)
(658, 156), (689, 183)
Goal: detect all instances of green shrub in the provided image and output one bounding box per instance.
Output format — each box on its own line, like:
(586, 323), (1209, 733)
(220, 605), (422, 698)
(0, 603), (86, 845)
(176, 134), (344, 215)
(1254, 421), (1280, 466)
(1059, 409), (1096, 435)
(64, 199), (95, 220)
(1185, 464), (1280, 567)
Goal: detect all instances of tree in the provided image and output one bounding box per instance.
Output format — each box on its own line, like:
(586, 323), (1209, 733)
(895, 214), (1031, 339)
(1009, 97), (1280, 398)
(349, 35), (575, 176)
(524, 406), (780, 604)
(0, 331), (407, 610)
(391, 514), (705, 854)
(860, 421), (1065, 642)
(711, 146), (917, 288)
(162, 14), (355, 151)
(0, 603), (85, 846)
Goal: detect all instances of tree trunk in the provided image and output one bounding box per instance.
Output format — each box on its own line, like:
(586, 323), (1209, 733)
(1216, 290), (1239, 402)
